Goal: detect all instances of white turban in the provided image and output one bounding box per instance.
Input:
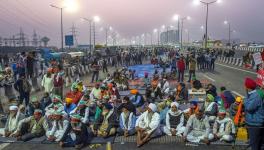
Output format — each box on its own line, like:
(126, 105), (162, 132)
(148, 103), (157, 112)
(171, 102), (179, 108)
(9, 105), (18, 111)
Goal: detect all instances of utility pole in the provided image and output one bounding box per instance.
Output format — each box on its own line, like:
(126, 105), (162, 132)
(70, 23), (79, 47)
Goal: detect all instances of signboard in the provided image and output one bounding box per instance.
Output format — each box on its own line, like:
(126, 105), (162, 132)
(253, 52), (262, 65)
(65, 35), (74, 46)
(256, 69), (264, 86)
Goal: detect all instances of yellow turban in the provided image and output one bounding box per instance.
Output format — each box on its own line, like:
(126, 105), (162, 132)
(65, 98), (73, 104)
(130, 89), (138, 95)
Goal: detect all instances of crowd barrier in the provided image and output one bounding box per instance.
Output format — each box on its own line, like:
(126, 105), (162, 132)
(217, 56), (244, 67)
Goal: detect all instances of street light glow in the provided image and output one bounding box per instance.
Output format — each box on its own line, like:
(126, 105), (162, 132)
(224, 20), (228, 24)
(161, 25), (165, 29)
(153, 29), (158, 33)
(187, 16), (191, 20)
(93, 16), (100, 22)
(63, 0), (79, 13)
(173, 14), (179, 21)
(201, 25), (204, 29)
(193, 0), (200, 6)
(217, 0), (222, 4)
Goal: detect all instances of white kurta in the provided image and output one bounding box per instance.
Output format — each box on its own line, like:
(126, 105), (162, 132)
(136, 111), (161, 136)
(163, 110), (185, 136)
(46, 119), (69, 142)
(41, 74), (54, 93)
(183, 114), (213, 143)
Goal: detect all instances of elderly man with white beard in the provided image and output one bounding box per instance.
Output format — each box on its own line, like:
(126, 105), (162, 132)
(163, 102), (185, 136)
(136, 103), (161, 147)
(0, 105), (25, 137)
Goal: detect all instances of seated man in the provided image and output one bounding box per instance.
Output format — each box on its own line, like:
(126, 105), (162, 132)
(46, 110), (69, 142)
(142, 72), (150, 87)
(118, 104), (137, 137)
(204, 94), (218, 122)
(175, 82), (188, 102)
(40, 92), (52, 114)
(136, 103), (161, 147)
(45, 95), (64, 117)
(13, 109), (49, 142)
(213, 109), (236, 142)
(183, 108), (213, 144)
(27, 96), (42, 116)
(157, 76), (170, 95)
(59, 114), (89, 149)
(66, 85), (83, 104)
(70, 100), (89, 124)
(117, 96), (136, 115)
(130, 89), (144, 108)
(64, 98), (77, 115)
(163, 102), (185, 136)
(92, 103), (117, 138)
(0, 105), (25, 137)
(90, 83), (102, 101)
(183, 101), (199, 121)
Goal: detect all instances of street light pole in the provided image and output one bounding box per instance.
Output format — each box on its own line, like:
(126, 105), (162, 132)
(93, 22), (96, 50)
(50, 4), (64, 51)
(82, 18), (92, 55)
(228, 22), (231, 46)
(199, 0), (218, 49)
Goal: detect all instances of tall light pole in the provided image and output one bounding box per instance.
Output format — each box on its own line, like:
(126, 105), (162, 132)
(93, 16), (100, 50)
(193, 0), (221, 49)
(224, 20), (231, 47)
(173, 14), (180, 46)
(180, 16), (191, 50)
(153, 29), (158, 45)
(82, 18), (92, 55)
(50, 4), (64, 51)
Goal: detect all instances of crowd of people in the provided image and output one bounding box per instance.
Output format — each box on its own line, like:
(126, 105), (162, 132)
(0, 47), (263, 150)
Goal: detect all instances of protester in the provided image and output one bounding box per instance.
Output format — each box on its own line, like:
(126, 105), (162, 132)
(177, 57), (185, 82)
(212, 109), (236, 142)
(118, 104), (137, 137)
(13, 109), (49, 142)
(0, 105), (25, 137)
(136, 103), (161, 147)
(41, 72), (54, 93)
(92, 103), (117, 138)
(243, 77), (264, 150)
(14, 73), (32, 106)
(163, 102), (185, 136)
(183, 108), (213, 144)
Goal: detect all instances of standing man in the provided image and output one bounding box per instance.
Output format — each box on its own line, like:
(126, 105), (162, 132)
(14, 74), (32, 106)
(244, 78), (264, 150)
(188, 55), (196, 82)
(91, 60), (100, 83)
(102, 58), (108, 73)
(177, 56), (185, 82)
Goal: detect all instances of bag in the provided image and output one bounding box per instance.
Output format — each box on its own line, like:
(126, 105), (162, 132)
(236, 127), (248, 142)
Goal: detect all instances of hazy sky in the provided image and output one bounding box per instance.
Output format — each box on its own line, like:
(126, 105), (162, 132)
(0, 0), (264, 46)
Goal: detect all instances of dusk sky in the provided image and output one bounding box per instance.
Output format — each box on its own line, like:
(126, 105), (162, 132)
(0, 0), (264, 46)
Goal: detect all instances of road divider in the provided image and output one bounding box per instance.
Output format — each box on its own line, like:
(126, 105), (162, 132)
(203, 75), (215, 82)
(216, 63), (257, 75)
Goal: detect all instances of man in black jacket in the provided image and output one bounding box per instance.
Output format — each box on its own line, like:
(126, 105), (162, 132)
(14, 74), (32, 106)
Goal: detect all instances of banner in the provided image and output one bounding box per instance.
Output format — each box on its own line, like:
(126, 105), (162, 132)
(65, 35), (74, 46)
(253, 52), (262, 65)
(256, 69), (264, 86)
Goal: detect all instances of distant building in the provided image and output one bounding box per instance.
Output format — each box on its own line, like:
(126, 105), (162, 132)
(160, 30), (179, 45)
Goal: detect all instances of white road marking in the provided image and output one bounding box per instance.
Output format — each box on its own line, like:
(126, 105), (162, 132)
(216, 63), (257, 75)
(203, 75), (215, 82)
(0, 143), (10, 149)
(232, 91), (245, 98)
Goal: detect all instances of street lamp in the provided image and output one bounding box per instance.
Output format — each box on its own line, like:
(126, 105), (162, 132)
(180, 16), (191, 49)
(50, 4), (64, 51)
(173, 14), (180, 45)
(82, 18), (93, 54)
(224, 20), (232, 46)
(193, 0), (221, 49)
(93, 16), (100, 49)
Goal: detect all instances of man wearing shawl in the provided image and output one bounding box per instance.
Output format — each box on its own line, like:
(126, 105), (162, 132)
(183, 108), (213, 144)
(118, 104), (137, 137)
(204, 94), (218, 122)
(136, 103), (161, 147)
(70, 100), (89, 124)
(163, 102), (185, 136)
(46, 110), (69, 142)
(212, 109), (236, 142)
(45, 95), (64, 118)
(92, 103), (117, 138)
(0, 105), (25, 137)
